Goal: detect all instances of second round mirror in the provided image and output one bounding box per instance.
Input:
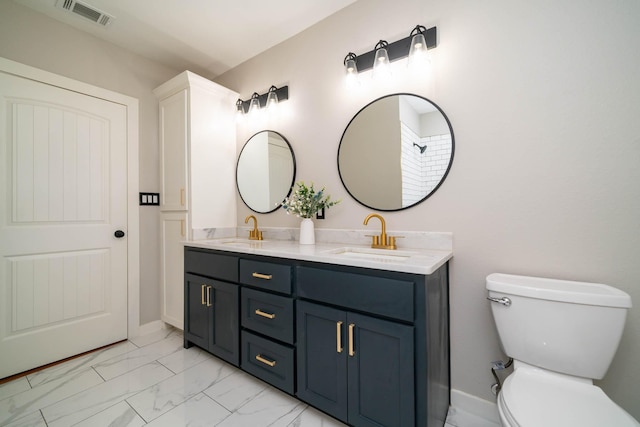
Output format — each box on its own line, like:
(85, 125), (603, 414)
(338, 94), (454, 211)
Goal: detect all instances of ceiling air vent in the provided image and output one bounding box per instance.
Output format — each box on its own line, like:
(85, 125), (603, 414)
(56, 0), (114, 27)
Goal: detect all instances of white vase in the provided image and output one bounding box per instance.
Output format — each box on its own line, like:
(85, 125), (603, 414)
(299, 218), (315, 245)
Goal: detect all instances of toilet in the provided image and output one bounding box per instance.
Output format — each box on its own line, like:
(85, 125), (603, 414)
(486, 273), (639, 427)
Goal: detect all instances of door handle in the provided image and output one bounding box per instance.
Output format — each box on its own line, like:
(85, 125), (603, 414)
(206, 286), (212, 307)
(348, 323), (355, 357)
(180, 188), (185, 206)
(255, 309), (276, 319)
(255, 354), (276, 367)
(114, 230), (125, 238)
(201, 284), (206, 305)
(336, 321), (343, 353)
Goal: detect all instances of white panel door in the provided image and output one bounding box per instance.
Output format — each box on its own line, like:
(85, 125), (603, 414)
(0, 72), (128, 378)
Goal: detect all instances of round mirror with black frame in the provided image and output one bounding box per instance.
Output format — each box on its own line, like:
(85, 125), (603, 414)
(337, 93), (454, 211)
(236, 130), (296, 213)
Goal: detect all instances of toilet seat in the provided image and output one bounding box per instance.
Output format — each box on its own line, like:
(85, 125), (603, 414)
(498, 367), (639, 427)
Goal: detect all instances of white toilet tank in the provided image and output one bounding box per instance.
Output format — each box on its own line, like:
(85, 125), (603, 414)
(486, 273), (632, 380)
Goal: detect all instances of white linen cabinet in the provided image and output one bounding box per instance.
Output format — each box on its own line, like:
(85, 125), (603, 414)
(154, 71), (238, 329)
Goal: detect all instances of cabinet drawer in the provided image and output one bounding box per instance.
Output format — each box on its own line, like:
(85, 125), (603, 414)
(241, 288), (294, 344)
(297, 267), (414, 322)
(241, 331), (294, 394)
(185, 249), (238, 282)
(239, 259), (292, 295)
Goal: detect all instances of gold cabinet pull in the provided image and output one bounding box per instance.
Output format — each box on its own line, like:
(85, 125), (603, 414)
(252, 272), (273, 280)
(180, 188), (185, 206)
(348, 323), (355, 357)
(180, 219), (185, 237)
(201, 284), (206, 305)
(255, 354), (276, 367)
(336, 321), (343, 353)
(255, 309), (276, 319)
(206, 286), (212, 307)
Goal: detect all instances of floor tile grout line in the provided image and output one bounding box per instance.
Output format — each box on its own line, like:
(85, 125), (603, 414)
(125, 399), (147, 425)
(39, 362), (173, 427)
(2, 367), (108, 427)
(92, 365), (107, 383)
(133, 356), (243, 423)
(40, 409), (49, 427)
(211, 395), (235, 427)
(31, 371), (107, 426)
(4, 340), (139, 395)
(25, 374), (33, 390)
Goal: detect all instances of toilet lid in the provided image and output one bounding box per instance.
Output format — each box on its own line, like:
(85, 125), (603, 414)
(500, 368), (639, 427)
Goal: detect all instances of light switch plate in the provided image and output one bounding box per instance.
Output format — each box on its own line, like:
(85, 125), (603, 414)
(139, 192), (160, 206)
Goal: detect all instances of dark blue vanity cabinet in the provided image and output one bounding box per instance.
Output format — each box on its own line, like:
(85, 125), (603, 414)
(297, 300), (415, 427)
(183, 246), (450, 427)
(295, 265), (416, 427)
(183, 252), (240, 366)
(238, 258), (296, 394)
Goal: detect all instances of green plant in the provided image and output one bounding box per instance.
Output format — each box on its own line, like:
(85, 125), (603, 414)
(281, 182), (340, 219)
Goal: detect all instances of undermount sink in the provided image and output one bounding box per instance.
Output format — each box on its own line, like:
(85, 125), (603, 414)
(324, 247), (422, 263)
(217, 238), (267, 247)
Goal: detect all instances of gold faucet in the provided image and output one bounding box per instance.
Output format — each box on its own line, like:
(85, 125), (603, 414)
(244, 215), (263, 240)
(363, 213), (400, 250)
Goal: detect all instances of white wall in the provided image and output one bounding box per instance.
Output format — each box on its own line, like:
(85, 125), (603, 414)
(0, 1), (180, 325)
(216, 0), (640, 418)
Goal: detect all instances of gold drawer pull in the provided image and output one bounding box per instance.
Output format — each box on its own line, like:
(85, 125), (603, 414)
(348, 323), (355, 357)
(255, 354), (276, 367)
(252, 272), (273, 280)
(336, 321), (343, 353)
(255, 309), (276, 319)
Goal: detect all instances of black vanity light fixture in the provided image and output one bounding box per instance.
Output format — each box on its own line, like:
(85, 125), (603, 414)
(343, 25), (437, 77)
(236, 85), (289, 115)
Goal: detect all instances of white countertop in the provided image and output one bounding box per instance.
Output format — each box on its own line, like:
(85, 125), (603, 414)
(184, 238), (452, 275)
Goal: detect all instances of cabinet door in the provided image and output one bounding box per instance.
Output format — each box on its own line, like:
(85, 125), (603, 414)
(208, 279), (240, 366)
(347, 313), (415, 427)
(159, 89), (188, 211)
(296, 301), (348, 422)
(184, 274), (240, 366)
(184, 273), (209, 350)
(160, 212), (187, 329)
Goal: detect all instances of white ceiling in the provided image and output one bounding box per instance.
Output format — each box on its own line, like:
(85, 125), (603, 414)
(14, 0), (356, 77)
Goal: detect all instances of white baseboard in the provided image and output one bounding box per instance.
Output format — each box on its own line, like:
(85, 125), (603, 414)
(450, 389), (500, 424)
(135, 320), (167, 337)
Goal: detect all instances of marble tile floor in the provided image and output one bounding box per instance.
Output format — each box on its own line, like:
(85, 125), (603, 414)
(0, 328), (499, 427)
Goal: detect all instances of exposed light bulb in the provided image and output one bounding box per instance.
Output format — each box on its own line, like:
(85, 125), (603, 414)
(372, 44), (391, 80)
(408, 32), (431, 69)
(344, 54), (359, 88)
(266, 86), (279, 110)
(248, 93), (260, 114)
